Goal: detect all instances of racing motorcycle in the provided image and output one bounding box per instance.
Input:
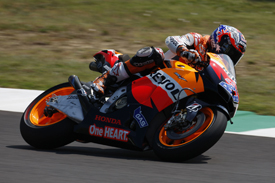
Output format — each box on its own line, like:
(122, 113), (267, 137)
(20, 51), (238, 162)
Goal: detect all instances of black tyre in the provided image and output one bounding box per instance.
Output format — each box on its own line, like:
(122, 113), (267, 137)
(20, 82), (77, 149)
(149, 107), (227, 162)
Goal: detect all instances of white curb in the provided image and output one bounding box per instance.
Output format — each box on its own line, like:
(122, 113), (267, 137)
(0, 88), (43, 113)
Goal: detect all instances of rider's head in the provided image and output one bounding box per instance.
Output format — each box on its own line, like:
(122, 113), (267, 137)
(209, 25), (247, 66)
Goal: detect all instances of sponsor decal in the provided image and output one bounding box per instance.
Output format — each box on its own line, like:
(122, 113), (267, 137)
(94, 115), (122, 125)
(186, 102), (202, 112)
(167, 36), (186, 47)
(149, 71), (183, 101)
(222, 65), (236, 82)
(104, 126), (130, 142)
(89, 124), (130, 142)
(133, 59), (154, 67)
(89, 124), (104, 137)
(169, 36), (179, 47)
(133, 106), (148, 128)
(210, 58), (236, 82)
(110, 62), (121, 76)
(174, 72), (187, 82)
(67, 95), (78, 99)
(219, 81), (239, 103)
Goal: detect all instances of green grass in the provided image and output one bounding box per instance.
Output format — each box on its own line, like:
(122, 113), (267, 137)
(0, 0), (275, 115)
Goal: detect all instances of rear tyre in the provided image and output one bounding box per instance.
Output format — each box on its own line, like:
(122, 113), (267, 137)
(20, 83), (77, 149)
(149, 107), (227, 162)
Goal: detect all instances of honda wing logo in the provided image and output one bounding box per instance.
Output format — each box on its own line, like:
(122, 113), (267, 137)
(186, 102), (202, 112)
(174, 72), (187, 82)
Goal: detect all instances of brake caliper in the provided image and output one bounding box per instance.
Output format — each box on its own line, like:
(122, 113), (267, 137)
(44, 94), (58, 117)
(164, 110), (190, 131)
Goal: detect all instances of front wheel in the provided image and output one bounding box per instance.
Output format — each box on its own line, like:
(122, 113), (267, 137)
(149, 107), (227, 162)
(20, 82), (77, 149)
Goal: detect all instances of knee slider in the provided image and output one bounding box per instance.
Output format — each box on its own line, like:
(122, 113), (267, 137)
(130, 47), (164, 67)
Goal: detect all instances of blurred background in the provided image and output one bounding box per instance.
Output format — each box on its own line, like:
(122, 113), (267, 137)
(0, 0), (274, 115)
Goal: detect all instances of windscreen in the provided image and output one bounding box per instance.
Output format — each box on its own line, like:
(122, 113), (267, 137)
(210, 53), (237, 83)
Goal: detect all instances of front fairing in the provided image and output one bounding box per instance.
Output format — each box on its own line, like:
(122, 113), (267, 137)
(207, 53), (237, 83)
(202, 53), (239, 117)
(131, 64), (204, 112)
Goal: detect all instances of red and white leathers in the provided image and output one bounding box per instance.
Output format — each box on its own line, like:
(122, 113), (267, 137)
(92, 33), (211, 95)
(91, 46), (165, 95)
(165, 33), (210, 67)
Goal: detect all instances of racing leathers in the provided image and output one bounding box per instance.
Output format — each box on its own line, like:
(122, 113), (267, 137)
(91, 33), (211, 95)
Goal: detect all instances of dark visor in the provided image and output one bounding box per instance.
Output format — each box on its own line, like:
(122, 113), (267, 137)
(224, 44), (243, 65)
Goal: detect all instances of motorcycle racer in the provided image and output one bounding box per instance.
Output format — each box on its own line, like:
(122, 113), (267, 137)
(91, 24), (247, 96)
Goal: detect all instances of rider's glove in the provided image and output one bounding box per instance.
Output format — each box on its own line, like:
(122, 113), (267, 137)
(180, 49), (201, 67)
(176, 45), (201, 66)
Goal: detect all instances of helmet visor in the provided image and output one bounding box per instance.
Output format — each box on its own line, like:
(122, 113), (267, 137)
(224, 44), (243, 66)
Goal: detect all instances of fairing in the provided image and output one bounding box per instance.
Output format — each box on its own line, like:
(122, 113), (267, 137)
(131, 62), (204, 112)
(202, 53), (239, 117)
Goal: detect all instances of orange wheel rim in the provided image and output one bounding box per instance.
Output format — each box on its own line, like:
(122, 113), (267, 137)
(159, 107), (214, 147)
(29, 87), (74, 126)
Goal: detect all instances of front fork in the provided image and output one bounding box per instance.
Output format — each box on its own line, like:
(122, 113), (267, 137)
(165, 97), (206, 129)
(164, 97), (230, 140)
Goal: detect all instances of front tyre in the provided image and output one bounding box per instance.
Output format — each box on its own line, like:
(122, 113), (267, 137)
(20, 83), (76, 149)
(150, 107), (227, 162)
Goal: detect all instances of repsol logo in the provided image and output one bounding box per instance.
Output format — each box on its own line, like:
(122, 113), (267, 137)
(150, 72), (181, 101)
(95, 115), (122, 125)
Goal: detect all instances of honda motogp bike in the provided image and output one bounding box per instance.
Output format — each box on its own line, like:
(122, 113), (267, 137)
(20, 52), (238, 161)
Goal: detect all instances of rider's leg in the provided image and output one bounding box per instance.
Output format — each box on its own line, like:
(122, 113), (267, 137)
(91, 47), (164, 95)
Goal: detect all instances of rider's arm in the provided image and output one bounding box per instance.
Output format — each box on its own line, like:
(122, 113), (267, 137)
(165, 33), (196, 55)
(165, 33), (202, 67)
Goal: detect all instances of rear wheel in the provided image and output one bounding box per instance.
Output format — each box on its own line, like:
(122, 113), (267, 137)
(20, 83), (77, 149)
(149, 107), (227, 162)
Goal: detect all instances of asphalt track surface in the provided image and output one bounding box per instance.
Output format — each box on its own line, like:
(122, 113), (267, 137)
(1, 110), (275, 183)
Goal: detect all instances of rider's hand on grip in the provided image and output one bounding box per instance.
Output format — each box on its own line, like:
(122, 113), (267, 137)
(180, 49), (201, 67)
